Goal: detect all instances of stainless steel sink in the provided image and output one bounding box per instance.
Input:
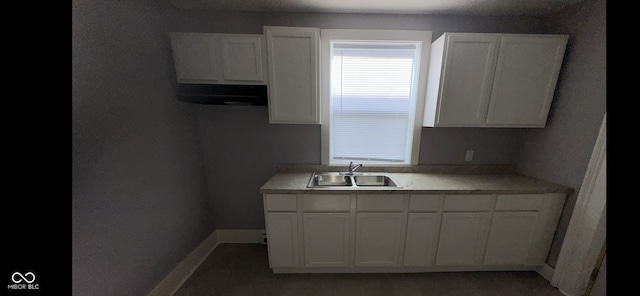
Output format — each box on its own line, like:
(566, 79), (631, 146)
(308, 172), (353, 187)
(354, 175), (398, 187)
(307, 172), (399, 188)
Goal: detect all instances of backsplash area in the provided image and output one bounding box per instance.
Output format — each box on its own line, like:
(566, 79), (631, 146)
(276, 163), (517, 174)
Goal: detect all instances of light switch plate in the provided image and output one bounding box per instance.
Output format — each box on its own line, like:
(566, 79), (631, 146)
(465, 150), (474, 162)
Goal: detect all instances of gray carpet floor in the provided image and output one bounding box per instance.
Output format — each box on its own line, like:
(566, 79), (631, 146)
(174, 243), (564, 296)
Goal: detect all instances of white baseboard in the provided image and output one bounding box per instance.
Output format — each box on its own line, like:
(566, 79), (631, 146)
(537, 263), (555, 282)
(146, 229), (265, 296)
(147, 230), (219, 296)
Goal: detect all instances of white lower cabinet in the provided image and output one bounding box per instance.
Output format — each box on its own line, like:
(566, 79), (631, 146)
(303, 213), (350, 267)
(483, 211), (539, 265)
(403, 213), (441, 266)
(354, 213), (404, 266)
(403, 194), (443, 266)
(262, 191), (565, 273)
(266, 212), (299, 267)
(482, 193), (561, 266)
(435, 212), (492, 266)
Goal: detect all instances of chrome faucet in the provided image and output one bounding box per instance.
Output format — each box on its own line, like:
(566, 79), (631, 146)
(348, 161), (363, 174)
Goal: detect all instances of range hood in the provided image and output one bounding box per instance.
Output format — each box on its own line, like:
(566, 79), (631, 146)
(176, 83), (268, 106)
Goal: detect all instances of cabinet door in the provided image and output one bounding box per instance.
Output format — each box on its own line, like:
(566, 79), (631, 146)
(485, 35), (568, 127)
(436, 34), (500, 126)
(484, 212), (540, 265)
(303, 213), (350, 267)
(219, 35), (265, 82)
(266, 212), (299, 267)
(403, 213), (441, 266)
(354, 213), (404, 266)
(170, 33), (219, 83)
(435, 212), (491, 266)
(265, 27), (320, 124)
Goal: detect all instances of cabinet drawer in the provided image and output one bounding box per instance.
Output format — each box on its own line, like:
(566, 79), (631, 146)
(264, 194), (297, 211)
(409, 194), (443, 212)
(303, 194), (351, 212)
(495, 194), (543, 211)
(443, 194), (495, 211)
(357, 194), (404, 212)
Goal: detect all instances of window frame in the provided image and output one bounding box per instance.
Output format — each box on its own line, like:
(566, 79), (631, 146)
(320, 29), (432, 166)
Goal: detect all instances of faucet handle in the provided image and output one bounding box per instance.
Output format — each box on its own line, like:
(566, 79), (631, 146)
(348, 161), (363, 173)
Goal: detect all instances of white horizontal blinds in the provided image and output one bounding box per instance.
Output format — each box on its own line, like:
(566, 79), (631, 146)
(330, 41), (418, 163)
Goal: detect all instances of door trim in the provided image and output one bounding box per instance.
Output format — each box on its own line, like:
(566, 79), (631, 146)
(551, 113), (606, 296)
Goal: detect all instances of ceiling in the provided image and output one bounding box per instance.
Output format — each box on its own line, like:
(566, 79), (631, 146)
(169, 0), (584, 16)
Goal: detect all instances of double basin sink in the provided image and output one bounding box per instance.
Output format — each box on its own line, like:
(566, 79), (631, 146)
(307, 172), (399, 188)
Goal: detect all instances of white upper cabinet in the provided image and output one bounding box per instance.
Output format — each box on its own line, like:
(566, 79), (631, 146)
(423, 34), (500, 127)
(219, 35), (265, 82)
(423, 33), (568, 128)
(170, 33), (220, 83)
(264, 26), (320, 124)
(485, 36), (568, 126)
(169, 32), (267, 84)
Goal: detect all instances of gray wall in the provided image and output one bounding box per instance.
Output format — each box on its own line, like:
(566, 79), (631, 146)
(418, 128), (527, 164)
(517, 0), (606, 267)
(195, 107), (320, 228)
(72, 0), (214, 295)
(71, 0), (605, 294)
(172, 10), (548, 229)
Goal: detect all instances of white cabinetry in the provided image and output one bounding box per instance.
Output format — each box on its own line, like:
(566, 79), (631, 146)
(301, 194), (351, 267)
(484, 211), (539, 265)
(264, 27), (320, 124)
(354, 194), (406, 267)
(483, 194), (565, 266)
(435, 194), (494, 266)
(436, 212), (492, 265)
(262, 191), (566, 273)
(266, 212), (299, 267)
(354, 213), (404, 266)
(403, 195), (443, 266)
(264, 194), (299, 267)
(218, 35), (265, 82)
(170, 32), (267, 84)
(303, 213), (350, 267)
(485, 36), (568, 126)
(423, 33), (568, 128)
(170, 33), (218, 83)
(423, 34), (499, 127)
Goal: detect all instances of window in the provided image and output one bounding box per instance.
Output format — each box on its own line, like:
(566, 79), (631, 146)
(320, 29), (432, 165)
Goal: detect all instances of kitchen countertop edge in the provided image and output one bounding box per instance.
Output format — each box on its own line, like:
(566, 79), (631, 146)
(259, 172), (573, 195)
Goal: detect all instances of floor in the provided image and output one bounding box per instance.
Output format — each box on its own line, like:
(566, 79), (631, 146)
(174, 244), (565, 296)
